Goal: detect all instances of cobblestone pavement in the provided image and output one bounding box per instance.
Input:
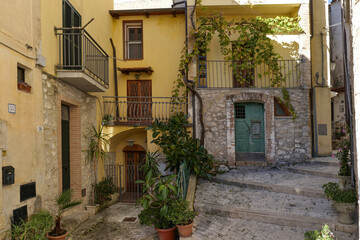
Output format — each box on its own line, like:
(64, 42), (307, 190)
(196, 179), (336, 219)
(69, 203), (157, 240)
(186, 213), (357, 240)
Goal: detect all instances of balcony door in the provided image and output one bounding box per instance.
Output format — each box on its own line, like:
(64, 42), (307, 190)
(127, 80), (152, 121)
(232, 43), (254, 88)
(63, 0), (81, 69)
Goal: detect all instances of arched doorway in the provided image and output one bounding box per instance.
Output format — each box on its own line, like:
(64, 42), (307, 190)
(122, 144), (145, 202)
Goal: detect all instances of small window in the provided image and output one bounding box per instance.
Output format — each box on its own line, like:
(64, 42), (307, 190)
(235, 105), (246, 119)
(274, 97), (291, 117)
(17, 66), (25, 84)
(124, 21), (143, 60)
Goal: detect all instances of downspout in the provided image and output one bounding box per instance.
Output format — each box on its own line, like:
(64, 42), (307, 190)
(172, 1), (196, 139)
(312, 90), (319, 157)
(110, 39), (119, 119)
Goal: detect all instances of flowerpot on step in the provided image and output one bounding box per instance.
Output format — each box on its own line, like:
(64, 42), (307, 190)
(155, 226), (176, 240)
(338, 175), (352, 190)
(47, 231), (67, 240)
(334, 202), (355, 224)
(177, 222), (193, 238)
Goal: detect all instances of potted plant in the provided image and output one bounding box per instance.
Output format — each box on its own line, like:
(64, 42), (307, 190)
(304, 224), (335, 240)
(322, 182), (356, 224)
(336, 128), (352, 190)
(7, 210), (54, 240)
(94, 177), (117, 207)
(47, 189), (82, 240)
(167, 198), (196, 238)
(137, 153), (178, 240)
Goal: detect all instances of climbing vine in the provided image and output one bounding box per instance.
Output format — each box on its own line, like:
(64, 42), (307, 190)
(173, 4), (302, 143)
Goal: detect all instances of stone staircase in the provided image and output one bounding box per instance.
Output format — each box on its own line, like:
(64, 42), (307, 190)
(192, 157), (358, 239)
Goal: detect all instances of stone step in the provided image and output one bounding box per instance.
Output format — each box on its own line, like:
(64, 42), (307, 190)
(196, 180), (336, 221)
(213, 167), (338, 198)
(211, 177), (326, 199)
(284, 163), (339, 178)
(195, 203), (358, 235)
(63, 211), (92, 233)
(308, 157), (339, 167)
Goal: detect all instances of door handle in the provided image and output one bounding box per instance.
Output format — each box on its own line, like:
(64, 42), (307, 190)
(249, 132), (254, 145)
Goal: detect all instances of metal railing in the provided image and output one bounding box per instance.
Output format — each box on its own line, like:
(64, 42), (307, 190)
(105, 164), (144, 202)
(55, 28), (109, 88)
(197, 59), (301, 88)
(103, 96), (188, 124)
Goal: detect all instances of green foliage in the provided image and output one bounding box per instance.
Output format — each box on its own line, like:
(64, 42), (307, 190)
(322, 182), (356, 203)
(95, 177), (116, 205)
(84, 125), (109, 165)
(336, 127), (351, 176)
(278, 87), (297, 120)
(137, 154), (179, 229)
(167, 199), (196, 226)
(7, 211), (53, 240)
(146, 113), (215, 178)
(172, 12), (302, 98)
(50, 189), (82, 236)
(141, 151), (161, 178)
(304, 224), (335, 240)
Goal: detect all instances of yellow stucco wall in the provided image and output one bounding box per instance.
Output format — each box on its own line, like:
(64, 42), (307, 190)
(0, 0), (44, 233)
(311, 0), (332, 155)
(112, 14), (185, 98)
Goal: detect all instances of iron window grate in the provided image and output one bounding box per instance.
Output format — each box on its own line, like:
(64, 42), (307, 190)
(235, 105), (245, 119)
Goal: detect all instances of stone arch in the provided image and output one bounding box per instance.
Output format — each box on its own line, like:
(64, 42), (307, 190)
(225, 91), (275, 166)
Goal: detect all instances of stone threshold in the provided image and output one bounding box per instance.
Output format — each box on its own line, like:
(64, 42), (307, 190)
(194, 203), (358, 234)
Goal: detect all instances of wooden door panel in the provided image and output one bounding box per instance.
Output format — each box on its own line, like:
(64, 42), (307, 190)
(127, 80), (152, 121)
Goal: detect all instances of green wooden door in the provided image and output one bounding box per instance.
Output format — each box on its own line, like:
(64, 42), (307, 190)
(61, 105), (71, 191)
(235, 103), (265, 161)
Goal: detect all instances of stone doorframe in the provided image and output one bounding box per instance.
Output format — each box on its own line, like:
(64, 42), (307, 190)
(57, 95), (82, 198)
(226, 91), (275, 166)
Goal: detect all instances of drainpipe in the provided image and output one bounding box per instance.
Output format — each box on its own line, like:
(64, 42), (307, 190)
(172, 1), (197, 139)
(312, 90), (319, 157)
(110, 39), (119, 119)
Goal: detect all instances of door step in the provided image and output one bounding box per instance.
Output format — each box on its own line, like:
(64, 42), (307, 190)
(284, 164), (338, 178)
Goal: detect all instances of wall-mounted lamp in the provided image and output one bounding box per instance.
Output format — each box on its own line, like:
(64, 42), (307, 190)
(330, 61), (336, 71)
(127, 139), (135, 147)
(135, 73), (141, 79)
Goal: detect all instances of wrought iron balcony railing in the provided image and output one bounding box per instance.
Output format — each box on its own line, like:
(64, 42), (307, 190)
(103, 96), (188, 125)
(197, 58), (301, 89)
(55, 28), (109, 88)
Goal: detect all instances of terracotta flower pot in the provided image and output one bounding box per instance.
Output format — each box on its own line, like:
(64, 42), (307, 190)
(155, 226), (176, 240)
(47, 231), (67, 240)
(338, 175), (352, 190)
(334, 202), (355, 224)
(177, 222), (193, 238)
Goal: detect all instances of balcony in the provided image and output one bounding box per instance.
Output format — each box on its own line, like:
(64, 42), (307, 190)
(55, 28), (109, 92)
(197, 59), (302, 89)
(103, 96), (188, 126)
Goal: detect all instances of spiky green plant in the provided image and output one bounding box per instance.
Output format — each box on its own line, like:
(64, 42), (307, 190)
(84, 124), (109, 204)
(49, 189), (82, 236)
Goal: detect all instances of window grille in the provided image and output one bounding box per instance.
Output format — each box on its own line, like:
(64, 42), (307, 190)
(235, 105), (245, 119)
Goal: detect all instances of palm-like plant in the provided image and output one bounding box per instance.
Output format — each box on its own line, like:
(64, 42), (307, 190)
(49, 189), (82, 236)
(84, 124), (109, 204)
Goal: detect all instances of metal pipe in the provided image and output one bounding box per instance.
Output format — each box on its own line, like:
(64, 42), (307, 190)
(110, 38), (119, 119)
(312, 88), (318, 157)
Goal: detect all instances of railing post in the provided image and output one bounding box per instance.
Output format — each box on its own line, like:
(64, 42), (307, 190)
(82, 29), (85, 71)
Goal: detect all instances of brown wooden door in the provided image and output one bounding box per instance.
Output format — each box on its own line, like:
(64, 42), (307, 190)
(127, 80), (152, 121)
(232, 43), (254, 88)
(125, 151), (145, 194)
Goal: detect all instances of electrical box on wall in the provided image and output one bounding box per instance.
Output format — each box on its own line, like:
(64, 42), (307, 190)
(2, 166), (15, 185)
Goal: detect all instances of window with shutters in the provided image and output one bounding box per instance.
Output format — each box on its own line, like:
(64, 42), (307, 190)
(124, 21), (143, 60)
(127, 80), (152, 120)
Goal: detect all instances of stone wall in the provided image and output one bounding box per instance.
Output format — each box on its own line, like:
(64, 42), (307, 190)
(198, 88), (311, 166)
(42, 74), (96, 211)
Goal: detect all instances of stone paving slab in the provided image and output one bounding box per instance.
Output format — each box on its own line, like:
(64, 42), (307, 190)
(69, 203), (157, 240)
(196, 179), (336, 220)
(184, 213), (357, 240)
